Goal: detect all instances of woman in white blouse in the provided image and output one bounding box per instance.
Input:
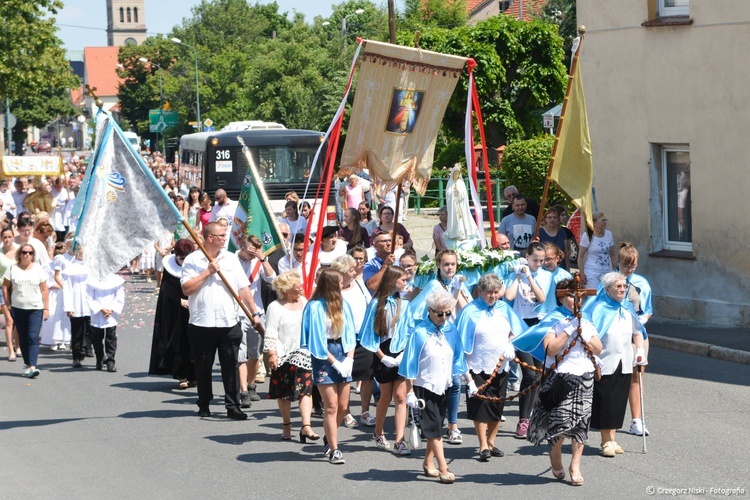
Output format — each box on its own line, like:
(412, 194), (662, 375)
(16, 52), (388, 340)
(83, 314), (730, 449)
(264, 271), (319, 443)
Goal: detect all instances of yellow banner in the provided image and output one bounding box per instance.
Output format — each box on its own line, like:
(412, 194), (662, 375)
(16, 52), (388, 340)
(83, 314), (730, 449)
(1, 156), (64, 176)
(340, 41), (467, 196)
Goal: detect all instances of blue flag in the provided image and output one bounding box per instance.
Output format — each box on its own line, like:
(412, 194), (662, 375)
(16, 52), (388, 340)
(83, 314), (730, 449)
(72, 110), (183, 279)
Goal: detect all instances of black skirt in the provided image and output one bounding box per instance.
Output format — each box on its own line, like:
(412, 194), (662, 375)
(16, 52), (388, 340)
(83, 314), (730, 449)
(591, 361), (631, 430)
(351, 343), (374, 382)
(371, 338), (402, 384)
(466, 370), (509, 422)
(414, 385), (448, 439)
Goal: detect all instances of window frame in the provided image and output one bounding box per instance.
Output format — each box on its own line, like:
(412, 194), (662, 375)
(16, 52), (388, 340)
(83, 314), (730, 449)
(659, 0), (689, 17)
(651, 144), (692, 253)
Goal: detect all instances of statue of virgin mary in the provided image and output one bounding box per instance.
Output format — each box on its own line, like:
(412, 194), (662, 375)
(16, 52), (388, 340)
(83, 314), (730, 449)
(444, 165), (481, 250)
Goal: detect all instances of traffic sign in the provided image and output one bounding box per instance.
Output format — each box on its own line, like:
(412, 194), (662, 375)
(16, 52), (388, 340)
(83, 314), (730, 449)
(0, 113), (17, 128)
(203, 118), (213, 128)
(149, 109), (179, 132)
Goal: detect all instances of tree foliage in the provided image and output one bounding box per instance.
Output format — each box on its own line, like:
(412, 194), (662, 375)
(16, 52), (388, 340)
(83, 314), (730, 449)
(0, 0), (78, 101)
(533, 0), (577, 63)
(404, 15), (567, 148)
(500, 134), (567, 205)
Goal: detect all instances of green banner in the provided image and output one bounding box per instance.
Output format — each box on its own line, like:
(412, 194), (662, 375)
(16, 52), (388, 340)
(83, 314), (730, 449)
(228, 166), (284, 255)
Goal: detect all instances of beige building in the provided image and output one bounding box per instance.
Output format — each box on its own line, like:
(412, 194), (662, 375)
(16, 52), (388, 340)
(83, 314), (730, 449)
(106, 0), (146, 46)
(577, 0), (750, 325)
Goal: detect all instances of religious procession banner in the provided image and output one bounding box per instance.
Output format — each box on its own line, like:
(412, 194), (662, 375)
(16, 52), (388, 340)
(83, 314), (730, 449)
(1, 155), (63, 176)
(228, 138), (284, 255)
(339, 40), (467, 195)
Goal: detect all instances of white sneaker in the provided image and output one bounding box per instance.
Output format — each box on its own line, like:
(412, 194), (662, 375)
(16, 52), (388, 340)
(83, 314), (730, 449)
(509, 382), (521, 391)
(373, 433), (391, 449)
(392, 440), (411, 455)
(628, 418), (650, 436)
(446, 428), (462, 444)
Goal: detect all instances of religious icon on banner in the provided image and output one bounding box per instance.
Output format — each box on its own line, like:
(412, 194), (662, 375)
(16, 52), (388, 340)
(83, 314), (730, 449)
(386, 88), (424, 134)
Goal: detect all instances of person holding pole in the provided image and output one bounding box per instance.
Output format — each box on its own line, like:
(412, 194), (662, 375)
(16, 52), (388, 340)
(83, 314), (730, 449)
(181, 222), (262, 419)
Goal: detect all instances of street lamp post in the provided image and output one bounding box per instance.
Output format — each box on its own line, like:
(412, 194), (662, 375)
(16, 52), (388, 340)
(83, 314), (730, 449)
(341, 9), (365, 50)
(171, 37), (201, 132)
(139, 58), (165, 155)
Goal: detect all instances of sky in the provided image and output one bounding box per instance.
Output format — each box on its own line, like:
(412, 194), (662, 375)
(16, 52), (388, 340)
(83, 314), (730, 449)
(55, 0), (356, 52)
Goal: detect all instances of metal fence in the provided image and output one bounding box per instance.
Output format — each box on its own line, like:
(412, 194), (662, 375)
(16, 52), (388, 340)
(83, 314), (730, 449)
(412, 176), (505, 217)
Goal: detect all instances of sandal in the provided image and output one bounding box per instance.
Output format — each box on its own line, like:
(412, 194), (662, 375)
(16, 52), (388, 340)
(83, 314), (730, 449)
(281, 422), (292, 441)
(178, 380), (189, 390)
(343, 413), (358, 428)
(8, 355), (16, 362)
(360, 411), (376, 427)
(438, 471), (456, 484)
(569, 466), (584, 486)
(422, 463), (439, 477)
(299, 424), (320, 443)
(552, 468), (566, 480)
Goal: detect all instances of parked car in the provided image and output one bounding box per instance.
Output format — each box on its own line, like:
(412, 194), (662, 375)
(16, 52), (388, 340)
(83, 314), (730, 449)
(36, 140), (52, 153)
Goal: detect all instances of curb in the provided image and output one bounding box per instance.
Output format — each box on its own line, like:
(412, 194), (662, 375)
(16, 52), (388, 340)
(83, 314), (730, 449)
(649, 335), (750, 365)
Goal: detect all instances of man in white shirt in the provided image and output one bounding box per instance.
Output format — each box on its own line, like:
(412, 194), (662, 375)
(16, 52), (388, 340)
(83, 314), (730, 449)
(181, 222), (261, 420)
(0, 179), (16, 217)
(209, 189), (237, 227)
(11, 179), (27, 217)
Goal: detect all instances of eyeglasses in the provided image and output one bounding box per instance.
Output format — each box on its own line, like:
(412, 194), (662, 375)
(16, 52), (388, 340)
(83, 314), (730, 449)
(429, 309), (452, 318)
(610, 284), (628, 289)
(281, 233), (290, 238)
(20, 250), (34, 255)
(595, 218), (608, 223)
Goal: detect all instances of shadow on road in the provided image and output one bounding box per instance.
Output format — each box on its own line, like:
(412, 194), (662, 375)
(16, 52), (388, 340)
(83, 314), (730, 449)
(0, 418), (87, 430)
(118, 409), (196, 419)
(645, 346), (750, 386)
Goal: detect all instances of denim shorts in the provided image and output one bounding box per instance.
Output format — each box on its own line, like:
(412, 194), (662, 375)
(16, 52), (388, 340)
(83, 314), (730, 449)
(311, 340), (351, 385)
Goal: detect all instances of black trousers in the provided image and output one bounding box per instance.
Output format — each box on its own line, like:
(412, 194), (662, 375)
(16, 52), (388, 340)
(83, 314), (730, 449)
(90, 326), (117, 363)
(188, 323), (243, 411)
(70, 316), (91, 361)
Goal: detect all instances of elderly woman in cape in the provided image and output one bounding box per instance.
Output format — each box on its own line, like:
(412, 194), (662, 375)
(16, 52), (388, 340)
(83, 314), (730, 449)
(514, 279), (603, 486)
(582, 272), (647, 458)
(455, 273), (527, 461)
(399, 289), (468, 484)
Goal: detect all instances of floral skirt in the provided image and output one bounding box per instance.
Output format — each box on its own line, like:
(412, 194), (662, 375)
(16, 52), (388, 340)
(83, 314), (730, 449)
(268, 362), (313, 401)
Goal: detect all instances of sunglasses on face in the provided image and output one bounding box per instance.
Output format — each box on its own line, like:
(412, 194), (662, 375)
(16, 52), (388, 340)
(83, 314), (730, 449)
(430, 309), (452, 318)
(20, 250), (34, 255)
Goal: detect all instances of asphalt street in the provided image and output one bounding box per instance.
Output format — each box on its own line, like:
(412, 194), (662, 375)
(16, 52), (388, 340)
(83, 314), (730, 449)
(2, 267), (749, 500)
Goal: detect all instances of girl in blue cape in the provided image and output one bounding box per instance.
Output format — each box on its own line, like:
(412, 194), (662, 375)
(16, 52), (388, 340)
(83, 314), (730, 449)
(523, 278), (603, 486)
(503, 241), (553, 439)
(407, 249), (471, 445)
(300, 268), (357, 465)
(581, 271), (646, 458)
(615, 242), (652, 437)
(455, 273), (528, 461)
(359, 265), (413, 454)
(399, 289), (468, 484)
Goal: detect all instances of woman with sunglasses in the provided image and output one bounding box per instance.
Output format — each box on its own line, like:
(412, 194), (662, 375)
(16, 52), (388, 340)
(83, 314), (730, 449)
(582, 272), (646, 458)
(455, 273), (528, 461)
(300, 268), (357, 464)
(149, 239), (197, 389)
(3, 244), (49, 378)
(359, 265), (412, 454)
(399, 289), (468, 483)
(409, 249), (472, 445)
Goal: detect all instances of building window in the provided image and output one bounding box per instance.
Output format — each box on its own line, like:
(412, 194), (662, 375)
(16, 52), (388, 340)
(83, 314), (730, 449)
(124, 37), (137, 46)
(499, 1), (511, 12)
(134, 7), (139, 23)
(127, 7), (131, 22)
(659, 0), (689, 16)
(651, 145), (691, 252)
(119, 7), (124, 23)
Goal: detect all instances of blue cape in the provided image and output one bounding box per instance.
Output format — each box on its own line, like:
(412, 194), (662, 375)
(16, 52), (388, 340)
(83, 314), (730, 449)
(397, 316), (467, 380)
(582, 287), (647, 339)
(409, 276), (472, 322)
(511, 305), (574, 361)
(542, 267), (573, 313)
(358, 295), (412, 353)
(455, 297), (528, 355)
(300, 298), (357, 360)
(504, 267), (554, 316)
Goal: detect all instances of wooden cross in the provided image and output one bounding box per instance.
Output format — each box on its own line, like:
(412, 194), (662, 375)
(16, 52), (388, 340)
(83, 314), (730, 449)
(84, 84), (104, 109)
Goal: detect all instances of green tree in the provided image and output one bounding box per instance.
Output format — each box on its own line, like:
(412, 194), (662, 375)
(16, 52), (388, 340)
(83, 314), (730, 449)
(533, 0), (577, 63)
(500, 134), (568, 205)
(400, 15), (566, 148)
(0, 0), (77, 100)
(402, 0), (468, 30)
(11, 87), (77, 153)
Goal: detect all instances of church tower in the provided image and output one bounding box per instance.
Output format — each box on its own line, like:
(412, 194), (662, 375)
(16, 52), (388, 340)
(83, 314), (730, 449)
(106, 0), (147, 46)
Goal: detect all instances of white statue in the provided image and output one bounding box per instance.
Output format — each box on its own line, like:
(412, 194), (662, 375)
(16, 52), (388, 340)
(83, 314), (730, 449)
(445, 165), (481, 250)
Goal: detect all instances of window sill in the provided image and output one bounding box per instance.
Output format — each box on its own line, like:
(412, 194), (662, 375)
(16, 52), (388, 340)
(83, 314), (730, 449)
(642, 16), (693, 27)
(649, 249), (695, 260)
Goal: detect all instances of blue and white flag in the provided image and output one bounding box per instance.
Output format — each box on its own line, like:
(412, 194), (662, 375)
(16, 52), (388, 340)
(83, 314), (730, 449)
(72, 110), (183, 279)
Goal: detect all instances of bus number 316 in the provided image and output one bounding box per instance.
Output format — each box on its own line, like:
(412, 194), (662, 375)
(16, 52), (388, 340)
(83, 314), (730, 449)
(216, 149), (231, 160)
